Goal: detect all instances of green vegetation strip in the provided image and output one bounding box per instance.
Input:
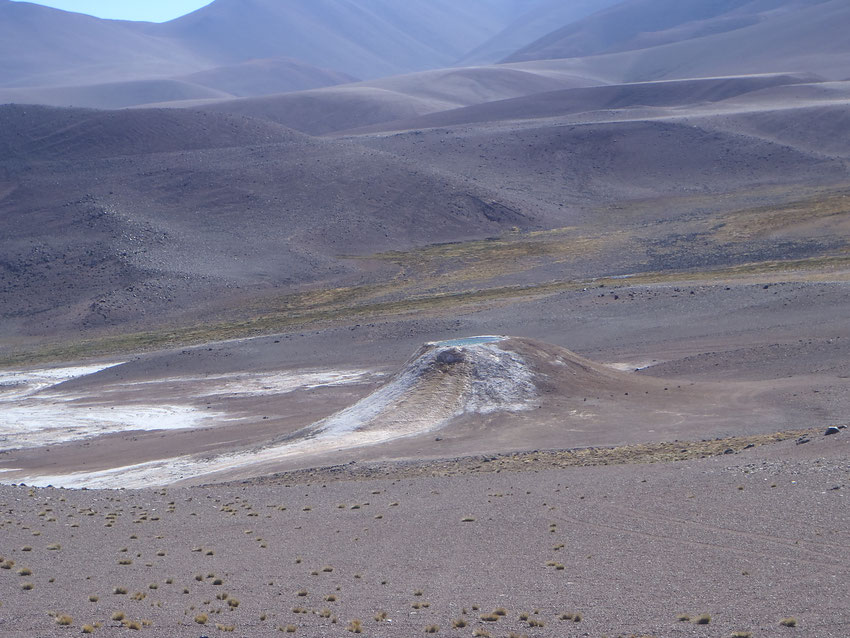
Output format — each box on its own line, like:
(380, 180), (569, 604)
(3, 253), (849, 368)
(226, 428), (819, 486)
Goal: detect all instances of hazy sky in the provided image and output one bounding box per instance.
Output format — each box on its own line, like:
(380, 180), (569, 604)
(10, 0), (214, 22)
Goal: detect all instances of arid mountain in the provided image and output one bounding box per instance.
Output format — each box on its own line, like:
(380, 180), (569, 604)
(0, 0), (206, 87)
(505, 0), (850, 81)
(2, 0), (850, 350)
(457, 0), (623, 66)
(0, 0), (551, 106)
(152, 0), (539, 80)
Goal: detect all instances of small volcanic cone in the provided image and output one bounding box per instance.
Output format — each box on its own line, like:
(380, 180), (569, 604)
(305, 336), (539, 441)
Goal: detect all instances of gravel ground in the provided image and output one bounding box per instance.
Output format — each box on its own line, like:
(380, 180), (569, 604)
(0, 430), (847, 637)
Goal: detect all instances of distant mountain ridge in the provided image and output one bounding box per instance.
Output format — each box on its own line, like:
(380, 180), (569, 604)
(505, 0), (850, 81)
(0, 0), (557, 107)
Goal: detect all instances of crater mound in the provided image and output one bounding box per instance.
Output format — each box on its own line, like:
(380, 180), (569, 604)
(4, 336), (798, 488)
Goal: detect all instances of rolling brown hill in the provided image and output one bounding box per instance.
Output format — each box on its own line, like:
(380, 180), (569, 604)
(191, 64), (602, 135)
(0, 104), (534, 338)
(347, 72), (819, 133)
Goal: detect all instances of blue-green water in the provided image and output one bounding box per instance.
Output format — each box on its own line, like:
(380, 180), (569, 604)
(435, 336), (504, 347)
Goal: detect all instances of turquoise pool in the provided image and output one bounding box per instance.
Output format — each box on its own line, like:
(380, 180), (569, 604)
(434, 336), (505, 347)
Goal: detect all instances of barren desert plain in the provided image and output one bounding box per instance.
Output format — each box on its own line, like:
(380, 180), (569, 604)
(2, 0), (850, 636)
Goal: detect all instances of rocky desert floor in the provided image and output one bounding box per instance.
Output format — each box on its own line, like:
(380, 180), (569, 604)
(0, 430), (847, 638)
(1, 269), (849, 637)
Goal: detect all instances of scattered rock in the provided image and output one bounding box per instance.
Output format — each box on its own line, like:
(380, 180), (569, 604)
(724, 448), (735, 454)
(795, 437), (811, 445)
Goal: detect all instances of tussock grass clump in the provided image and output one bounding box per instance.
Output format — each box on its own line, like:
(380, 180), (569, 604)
(731, 632), (753, 638)
(216, 624), (235, 632)
(780, 617), (798, 627)
(677, 614), (690, 622)
(17, 567), (32, 576)
(21, 582), (34, 590)
(195, 614), (208, 625)
(527, 618), (545, 628)
(111, 612), (125, 621)
(425, 625), (440, 633)
(452, 618), (467, 628)
(493, 608), (508, 617)
(695, 613), (712, 625)
(89, 595), (99, 602)
(56, 615), (73, 626)
(374, 611), (388, 622)
(81, 625), (96, 634)
(228, 598), (240, 608)
(347, 619), (363, 633)
(472, 630), (490, 638)
(479, 613), (499, 622)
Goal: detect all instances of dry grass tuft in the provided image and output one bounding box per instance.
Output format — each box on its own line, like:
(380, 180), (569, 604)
(347, 619), (363, 633)
(424, 625), (440, 633)
(780, 617), (798, 627)
(195, 614), (208, 625)
(452, 618), (467, 628)
(56, 615), (73, 626)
